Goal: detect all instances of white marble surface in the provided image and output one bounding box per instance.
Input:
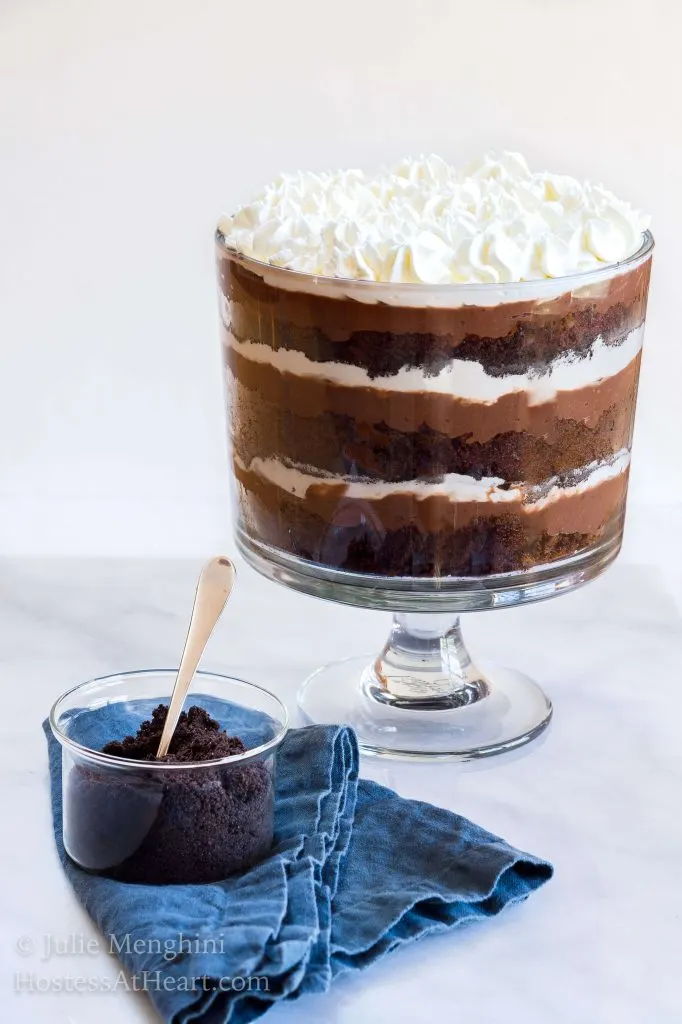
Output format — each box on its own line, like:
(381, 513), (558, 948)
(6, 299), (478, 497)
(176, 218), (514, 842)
(2, 512), (682, 1023)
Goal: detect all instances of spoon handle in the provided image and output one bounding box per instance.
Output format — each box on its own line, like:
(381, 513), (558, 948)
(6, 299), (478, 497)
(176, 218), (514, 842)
(156, 556), (237, 758)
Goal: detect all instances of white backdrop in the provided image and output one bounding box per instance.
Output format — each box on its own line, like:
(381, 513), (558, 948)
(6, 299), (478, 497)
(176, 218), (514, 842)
(1, 0), (679, 555)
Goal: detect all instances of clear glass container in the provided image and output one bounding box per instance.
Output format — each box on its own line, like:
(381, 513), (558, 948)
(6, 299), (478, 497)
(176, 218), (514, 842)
(216, 231), (654, 760)
(50, 670), (289, 883)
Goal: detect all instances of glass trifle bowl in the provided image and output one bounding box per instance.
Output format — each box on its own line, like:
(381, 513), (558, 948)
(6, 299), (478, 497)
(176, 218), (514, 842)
(215, 158), (653, 760)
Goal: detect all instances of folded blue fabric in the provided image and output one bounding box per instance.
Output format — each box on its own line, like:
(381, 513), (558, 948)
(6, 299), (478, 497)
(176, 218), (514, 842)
(44, 699), (552, 1023)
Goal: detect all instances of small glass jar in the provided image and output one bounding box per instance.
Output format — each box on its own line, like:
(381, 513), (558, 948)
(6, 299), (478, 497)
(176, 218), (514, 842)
(50, 670), (288, 885)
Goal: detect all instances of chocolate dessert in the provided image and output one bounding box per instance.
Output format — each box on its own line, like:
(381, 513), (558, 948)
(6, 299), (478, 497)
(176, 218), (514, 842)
(65, 705), (273, 885)
(216, 153), (653, 578)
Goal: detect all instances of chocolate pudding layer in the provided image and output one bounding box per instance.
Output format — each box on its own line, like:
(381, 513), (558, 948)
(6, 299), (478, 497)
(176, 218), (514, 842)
(222, 255), (650, 378)
(233, 451), (629, 576)
(227, 347), (641, 484)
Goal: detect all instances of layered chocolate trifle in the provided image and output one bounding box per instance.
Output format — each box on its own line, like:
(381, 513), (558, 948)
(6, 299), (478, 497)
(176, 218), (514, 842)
(217, 153), (652, 578)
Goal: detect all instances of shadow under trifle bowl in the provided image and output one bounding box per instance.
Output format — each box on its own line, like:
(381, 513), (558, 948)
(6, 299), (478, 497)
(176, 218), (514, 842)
(216, 227), (654, 761)
(50, 670), (289, 883)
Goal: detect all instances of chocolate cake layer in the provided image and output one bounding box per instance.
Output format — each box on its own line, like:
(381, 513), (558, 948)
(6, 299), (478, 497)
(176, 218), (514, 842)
(226, 338), (641, 445)
(230, 391), (636, 485)
(220, 255), (650, 378)
(233, 459), (628, 576)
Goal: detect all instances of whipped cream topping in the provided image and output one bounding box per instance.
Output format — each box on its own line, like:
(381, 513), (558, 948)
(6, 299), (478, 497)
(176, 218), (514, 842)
(218, 153), (650, 285)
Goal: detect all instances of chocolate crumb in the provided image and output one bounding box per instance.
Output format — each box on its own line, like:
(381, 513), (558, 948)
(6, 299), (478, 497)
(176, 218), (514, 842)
(66, 704), (274, 885)
(103, 703), (247, 763)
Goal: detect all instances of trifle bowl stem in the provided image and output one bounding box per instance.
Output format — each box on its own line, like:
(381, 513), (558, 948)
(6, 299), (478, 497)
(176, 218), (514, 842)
(297, 611), (552, 760)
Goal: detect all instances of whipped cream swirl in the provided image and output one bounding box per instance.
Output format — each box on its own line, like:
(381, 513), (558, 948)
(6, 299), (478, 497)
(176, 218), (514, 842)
(218, 152), (650, 285)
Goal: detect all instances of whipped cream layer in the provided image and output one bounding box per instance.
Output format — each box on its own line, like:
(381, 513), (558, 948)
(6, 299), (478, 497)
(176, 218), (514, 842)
(225, 324), (643, 404)
(236, 450), (631, 508)
(219, 153), (650, 285)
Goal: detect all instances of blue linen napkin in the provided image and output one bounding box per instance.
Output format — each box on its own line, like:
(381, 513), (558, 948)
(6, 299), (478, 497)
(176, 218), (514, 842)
(44, 697), (552, 1023)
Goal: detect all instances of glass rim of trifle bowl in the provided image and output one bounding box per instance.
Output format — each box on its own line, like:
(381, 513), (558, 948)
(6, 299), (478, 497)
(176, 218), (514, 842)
(215, 227), (654, 298)
(49, 668), (290, 772)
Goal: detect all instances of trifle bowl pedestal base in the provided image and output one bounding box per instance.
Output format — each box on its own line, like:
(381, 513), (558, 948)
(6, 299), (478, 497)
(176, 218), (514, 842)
(236, 527), (624, 761)
(298, 622), (552, 762)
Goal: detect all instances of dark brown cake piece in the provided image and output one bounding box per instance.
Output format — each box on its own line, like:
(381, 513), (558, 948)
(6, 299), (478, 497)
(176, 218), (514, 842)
(102, 703), (246, 762)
